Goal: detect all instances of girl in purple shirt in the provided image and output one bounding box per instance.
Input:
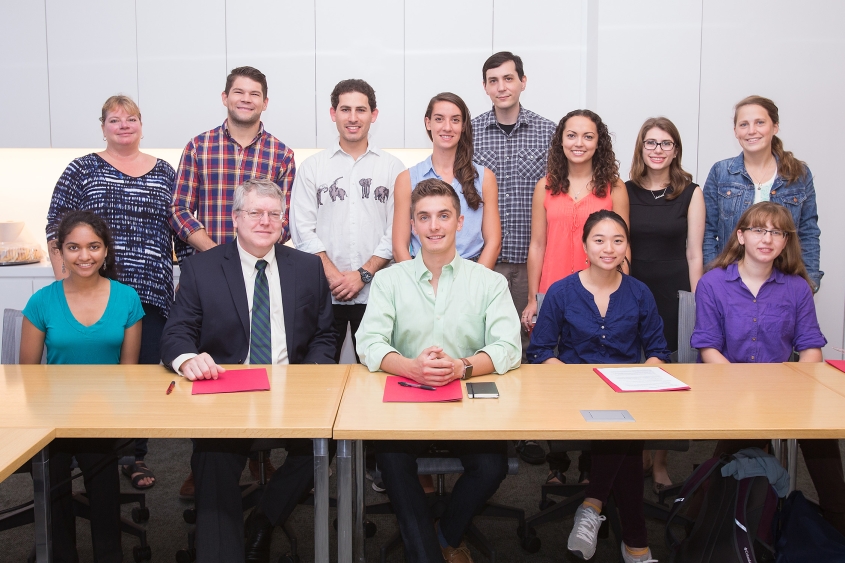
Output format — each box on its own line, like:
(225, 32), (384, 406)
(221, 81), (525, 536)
(692, 201), (845, 534)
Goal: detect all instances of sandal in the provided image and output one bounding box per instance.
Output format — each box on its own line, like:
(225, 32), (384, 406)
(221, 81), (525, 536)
(122, 461), (156, 490)
(545, 470), (566, 486)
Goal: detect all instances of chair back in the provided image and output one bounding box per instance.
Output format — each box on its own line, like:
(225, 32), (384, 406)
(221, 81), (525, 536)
(676, 291), (697, 363)
(2, 309), (47, 364)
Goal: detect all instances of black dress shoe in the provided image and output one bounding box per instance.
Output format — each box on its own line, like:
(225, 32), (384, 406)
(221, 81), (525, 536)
(244, 507), (274, 563)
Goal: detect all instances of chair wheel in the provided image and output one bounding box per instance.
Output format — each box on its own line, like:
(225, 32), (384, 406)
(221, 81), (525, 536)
(519, 526), (541, 553)
(183, 508), (196, 524)
(175, 548), (195, 563)
(539, 498), (557, 510)
(279, 554), (300, 563)
(132, 506), (150, 523)
(132, 544), (151, 562)
(364, 519), (377, 538)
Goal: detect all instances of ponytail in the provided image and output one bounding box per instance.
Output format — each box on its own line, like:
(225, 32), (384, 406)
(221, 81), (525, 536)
(771, 135), (808, 186)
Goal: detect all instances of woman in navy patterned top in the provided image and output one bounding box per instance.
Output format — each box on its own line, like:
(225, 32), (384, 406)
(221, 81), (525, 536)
(46, 95), (174, 490)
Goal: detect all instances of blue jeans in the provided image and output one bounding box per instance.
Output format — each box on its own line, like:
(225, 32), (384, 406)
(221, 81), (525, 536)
(375, 440), (508, 563)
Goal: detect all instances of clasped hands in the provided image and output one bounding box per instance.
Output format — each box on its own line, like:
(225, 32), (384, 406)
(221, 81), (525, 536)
(407, 346), (463, 387)
(328, 269), (364, 302)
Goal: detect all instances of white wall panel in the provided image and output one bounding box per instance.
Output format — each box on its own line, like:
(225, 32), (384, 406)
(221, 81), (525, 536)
(0, 2), (51, 147)
(491, 0), (582, 126)
(404, 0), (493, 148)
(227, 0), (317, 149)
(699, 0), (845, 357)
(136, 0), (227, 148)
(45, 0), (138, 148)
(595, 0), (703, 182)
(315, 0), (404, 149)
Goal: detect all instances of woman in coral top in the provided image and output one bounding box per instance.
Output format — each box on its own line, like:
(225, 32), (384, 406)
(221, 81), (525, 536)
(523, 109), (629, 329)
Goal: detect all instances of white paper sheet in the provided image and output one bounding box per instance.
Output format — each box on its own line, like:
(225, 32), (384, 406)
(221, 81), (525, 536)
(594, 367), (690, 392)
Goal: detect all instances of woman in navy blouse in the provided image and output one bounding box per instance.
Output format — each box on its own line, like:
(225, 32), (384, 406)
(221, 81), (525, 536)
(46, 95), (174, 489)
(692, 201), (845, 534)
(527, 209), (670, 562)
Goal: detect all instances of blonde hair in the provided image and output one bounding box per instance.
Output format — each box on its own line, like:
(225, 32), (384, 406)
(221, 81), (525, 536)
(99, 95), (141, 124)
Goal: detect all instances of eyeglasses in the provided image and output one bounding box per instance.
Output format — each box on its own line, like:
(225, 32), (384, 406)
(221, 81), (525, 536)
(239, 209), (284, 222)
(743, 227), (788, 239)
(643, 139), (675, 151)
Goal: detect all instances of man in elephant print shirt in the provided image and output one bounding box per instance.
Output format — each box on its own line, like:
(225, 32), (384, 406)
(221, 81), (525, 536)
(290, 79), (404, 362)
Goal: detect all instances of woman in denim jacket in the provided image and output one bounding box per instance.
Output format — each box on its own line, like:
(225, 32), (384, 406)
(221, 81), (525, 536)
(702, 95), (822, 289)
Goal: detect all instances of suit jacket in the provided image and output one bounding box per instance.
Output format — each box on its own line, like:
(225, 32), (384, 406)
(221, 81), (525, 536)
(161, 240), (337, 368)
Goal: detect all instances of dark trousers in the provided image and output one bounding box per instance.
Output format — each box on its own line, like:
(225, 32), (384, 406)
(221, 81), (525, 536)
(713, 438), (845, 535)
(332, 304), (367, 364)
(134, 303), (167, 460)
(584, 440), (647, 549)
(191, 438), (327, 563)
(375, 440), (508, 563)
(547, 444), (592, 473)
(49, 438), (122, 563)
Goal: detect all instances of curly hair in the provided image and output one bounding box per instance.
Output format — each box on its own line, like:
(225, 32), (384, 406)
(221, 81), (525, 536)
(424, 92), (481, 210)
(546, 109), (618, 198)
(56, 210), (119, 280)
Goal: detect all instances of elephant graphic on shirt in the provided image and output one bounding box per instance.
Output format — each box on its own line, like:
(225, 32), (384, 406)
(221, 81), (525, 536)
(374, 186), (389, 203)
(359, 178), (372, 199)
(327, 177), (346, 202)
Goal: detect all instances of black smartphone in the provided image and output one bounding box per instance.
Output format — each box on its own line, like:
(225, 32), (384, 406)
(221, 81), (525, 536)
(466, 382), (499, 399)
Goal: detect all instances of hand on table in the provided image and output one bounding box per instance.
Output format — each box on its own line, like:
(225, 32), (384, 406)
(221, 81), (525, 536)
(180, 353), (226, 381)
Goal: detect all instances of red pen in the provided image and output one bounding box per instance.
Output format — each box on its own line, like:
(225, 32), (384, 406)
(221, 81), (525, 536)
(166, 380), (175, 395)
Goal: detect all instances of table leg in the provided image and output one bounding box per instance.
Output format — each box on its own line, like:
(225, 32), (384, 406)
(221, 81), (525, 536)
(32, 445), (52, 563)
(337, 440), (353, 563)
(772, 439), (783, 464)
(354, 440), (365, 563)
(787, 438), (798, 494)
(313, 438), (330, 563)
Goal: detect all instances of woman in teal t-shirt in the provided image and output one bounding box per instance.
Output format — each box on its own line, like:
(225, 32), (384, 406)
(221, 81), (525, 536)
(21, 210), (143, 563)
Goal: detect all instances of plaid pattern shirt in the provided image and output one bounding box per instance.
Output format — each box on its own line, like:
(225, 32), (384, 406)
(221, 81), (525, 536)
(472, 105), (556, 263)
(170, 120), (296, 263)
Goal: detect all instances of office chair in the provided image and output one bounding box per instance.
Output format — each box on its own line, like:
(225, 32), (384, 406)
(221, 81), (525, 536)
(176, 439), (326, 563)
(1, 308), (152, 562)
(365, 442), (524, 563)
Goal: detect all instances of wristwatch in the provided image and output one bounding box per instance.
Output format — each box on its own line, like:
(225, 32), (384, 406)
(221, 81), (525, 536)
(358, 267), (374, 284)
(460, 358), (473, 380)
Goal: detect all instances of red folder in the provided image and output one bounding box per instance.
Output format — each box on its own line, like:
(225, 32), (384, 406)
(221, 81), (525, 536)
(382, 376), (462, 403)
(192, 367), (270, 395)
(826, 360), (845, 374)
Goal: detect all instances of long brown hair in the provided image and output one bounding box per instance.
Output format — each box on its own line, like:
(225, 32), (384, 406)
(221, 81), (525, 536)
(628, 117), (693, 200)
(424, 93), (481, 210)
(734, 96), (807, 185)
(708, 201), (814, 289)
(546, 109), (618, 198)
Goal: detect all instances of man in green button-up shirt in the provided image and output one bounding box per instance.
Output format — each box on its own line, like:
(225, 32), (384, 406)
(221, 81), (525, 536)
(356, 178), (520, 563)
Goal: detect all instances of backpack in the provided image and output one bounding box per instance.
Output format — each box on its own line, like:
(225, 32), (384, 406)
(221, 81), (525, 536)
(774, 490), (845, 562)
(665, 453), (779, 563)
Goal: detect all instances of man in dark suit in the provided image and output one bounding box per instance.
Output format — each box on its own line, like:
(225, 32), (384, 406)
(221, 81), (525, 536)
(161, 177), (336, 563)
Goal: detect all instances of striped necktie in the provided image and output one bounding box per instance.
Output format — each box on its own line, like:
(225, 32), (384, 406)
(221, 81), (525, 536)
(249, 259), (272, 365)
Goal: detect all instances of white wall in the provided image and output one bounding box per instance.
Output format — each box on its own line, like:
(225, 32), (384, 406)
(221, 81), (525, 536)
(0, 0), (842, 357)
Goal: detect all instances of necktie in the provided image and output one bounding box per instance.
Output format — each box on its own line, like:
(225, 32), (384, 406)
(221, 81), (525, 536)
(250, 259), (272, 364)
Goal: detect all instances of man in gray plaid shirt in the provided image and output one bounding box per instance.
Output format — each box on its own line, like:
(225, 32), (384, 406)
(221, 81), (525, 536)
(472, 51), (556, 465)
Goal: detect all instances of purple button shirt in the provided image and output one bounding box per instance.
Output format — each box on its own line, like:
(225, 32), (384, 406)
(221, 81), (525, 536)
(691, 263), (826, 363)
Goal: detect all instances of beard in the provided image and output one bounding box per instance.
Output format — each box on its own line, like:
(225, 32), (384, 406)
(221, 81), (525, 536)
(227, 108), (261, 128)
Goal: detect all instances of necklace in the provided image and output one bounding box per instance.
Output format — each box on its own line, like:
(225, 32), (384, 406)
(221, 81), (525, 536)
(650, 187), (669, 200)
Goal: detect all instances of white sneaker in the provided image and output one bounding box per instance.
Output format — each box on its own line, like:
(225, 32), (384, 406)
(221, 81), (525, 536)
(567, 504), (606, 560)
(620, 542), (657, 563)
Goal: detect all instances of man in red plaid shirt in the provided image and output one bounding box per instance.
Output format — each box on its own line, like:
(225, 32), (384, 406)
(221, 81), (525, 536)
(170, 66), (296, 264)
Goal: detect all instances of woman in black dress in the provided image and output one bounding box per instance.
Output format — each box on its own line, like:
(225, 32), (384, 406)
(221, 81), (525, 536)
(626, 116), (704, 494)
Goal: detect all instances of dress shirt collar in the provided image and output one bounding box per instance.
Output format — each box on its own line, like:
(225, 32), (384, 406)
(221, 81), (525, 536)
(725, 262), (784, 285)
(329, 138), (382, 160)
(222, 119), (266, 147)
(412, 250), (462, 282)
(236, 239), (277, 273)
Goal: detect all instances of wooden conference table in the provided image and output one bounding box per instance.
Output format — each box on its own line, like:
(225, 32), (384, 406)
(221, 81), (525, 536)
(332, 362), (845, 562)
(0, 364), (350, 563)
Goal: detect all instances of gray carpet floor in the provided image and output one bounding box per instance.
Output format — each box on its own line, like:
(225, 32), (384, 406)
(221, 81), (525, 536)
(0, 438), (827, 562)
